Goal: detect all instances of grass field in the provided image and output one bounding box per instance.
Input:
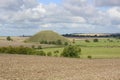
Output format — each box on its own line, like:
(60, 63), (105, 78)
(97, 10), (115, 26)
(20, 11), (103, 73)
(41, 47), (120, 58)
(74, 38), (120, 47)
(37, 38), (120, 59)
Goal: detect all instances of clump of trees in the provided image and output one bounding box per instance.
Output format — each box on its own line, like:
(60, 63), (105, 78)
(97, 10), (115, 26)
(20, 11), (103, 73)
(40, 39), (68, 45)
(61, 45), (81, 58)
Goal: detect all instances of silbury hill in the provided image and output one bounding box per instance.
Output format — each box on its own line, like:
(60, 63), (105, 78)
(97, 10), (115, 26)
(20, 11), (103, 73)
(26, 30), (69, 45)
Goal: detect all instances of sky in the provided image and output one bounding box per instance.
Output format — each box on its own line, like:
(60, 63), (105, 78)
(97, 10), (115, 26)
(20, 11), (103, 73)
(0, 0), (120, 36)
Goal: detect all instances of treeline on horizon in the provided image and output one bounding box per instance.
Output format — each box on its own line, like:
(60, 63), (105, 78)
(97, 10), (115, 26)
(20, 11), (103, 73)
(62, 33), (120, 38)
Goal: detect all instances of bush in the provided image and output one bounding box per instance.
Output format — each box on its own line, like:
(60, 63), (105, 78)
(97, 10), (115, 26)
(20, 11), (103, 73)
(64, 42), (68, 46)
(54, 53), (58, 57)
(0, 46), (33, 55)
(61, 45), (81, 58)
(54, 50), (59, 53)
(88, 55), (92, 59)
(85, 39), (90, 43)
(93, 39), (99, 42)
(56, 39), (62, 45)
(47, 52), (52, 56)
(37, 45), (42, 49)
(35, 51), (46, 56)
(40, 40), (48, 44)
(32, 45), (35, 49)
(15, 46), (33, 55)
(72, 39), (75, 44)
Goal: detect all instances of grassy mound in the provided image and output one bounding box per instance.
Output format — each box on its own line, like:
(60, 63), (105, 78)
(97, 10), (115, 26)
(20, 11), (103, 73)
(26, 30), (69, 44)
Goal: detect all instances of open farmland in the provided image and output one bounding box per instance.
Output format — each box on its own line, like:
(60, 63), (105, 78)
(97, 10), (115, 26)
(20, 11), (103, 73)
(0, 54), (120, 80)
(41, 47), (120, 58)
(0, 36), (56, 48)
(74, 38), (120, 47)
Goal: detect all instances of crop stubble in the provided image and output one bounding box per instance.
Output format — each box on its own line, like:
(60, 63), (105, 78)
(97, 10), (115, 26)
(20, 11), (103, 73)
(0, 54), (120, 80)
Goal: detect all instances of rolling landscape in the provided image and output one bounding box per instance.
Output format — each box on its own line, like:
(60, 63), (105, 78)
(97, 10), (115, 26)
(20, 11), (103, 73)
(0, 0), (120, 80)
(0, 30), (120, 80)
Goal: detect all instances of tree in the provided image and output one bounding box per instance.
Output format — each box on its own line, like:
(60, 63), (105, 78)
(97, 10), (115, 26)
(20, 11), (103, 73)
(61, 45), (81, 58)
(6, 36), (12, 41)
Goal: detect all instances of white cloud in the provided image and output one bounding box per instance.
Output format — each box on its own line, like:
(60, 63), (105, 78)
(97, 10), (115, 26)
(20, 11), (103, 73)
(107, 7), (120, 18)
(0, 0), (120, 36)
(94, 0), (120, 7)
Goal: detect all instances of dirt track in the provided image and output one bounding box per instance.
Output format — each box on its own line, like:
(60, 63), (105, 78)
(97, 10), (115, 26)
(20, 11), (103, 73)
(0, 54), (120, 80)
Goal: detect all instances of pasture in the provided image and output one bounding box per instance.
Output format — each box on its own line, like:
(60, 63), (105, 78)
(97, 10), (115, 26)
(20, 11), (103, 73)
(39, 38), (120, 58)
(74, 38), (120, 47)
(41, 47), (120, 58)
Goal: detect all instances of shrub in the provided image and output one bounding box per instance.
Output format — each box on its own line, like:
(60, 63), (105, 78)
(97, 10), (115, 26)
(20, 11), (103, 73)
(88, 55), (92, 59)
(64, 42), (68, 46)
(51, 41), (56, 44)
(61, 45), (81, 58)
(37, 45), (42, 49)
(32, 45), (35, 49)
(40, 40), (48, 44)
(72, 39), (75, 44)
(56, 39), (62, 45)
(0, 46), (33, 55)
(54, 53), (58, 57)
(0, 47), (7, 53)
(47, 52), (52, 56)
(85, 39), (90, 43)
(15, 46), (33, 55)
(93, 39), (99, 42)
(54, 50), (59, 53)
(35, 51), (46, 56)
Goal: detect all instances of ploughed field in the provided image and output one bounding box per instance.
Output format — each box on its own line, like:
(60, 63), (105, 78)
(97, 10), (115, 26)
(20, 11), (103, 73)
(0, 54), (120, 80)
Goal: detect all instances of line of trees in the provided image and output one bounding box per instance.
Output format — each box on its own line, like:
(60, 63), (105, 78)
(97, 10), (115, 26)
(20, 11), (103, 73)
(63, 33), (120, 38)
(40, 39), (68, 45)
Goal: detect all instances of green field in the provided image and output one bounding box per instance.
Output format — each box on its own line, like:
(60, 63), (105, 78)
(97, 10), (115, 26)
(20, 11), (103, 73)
(40, 47), (120, 58)
(74, 38), (120, 47)
(39, 38), (120, 58)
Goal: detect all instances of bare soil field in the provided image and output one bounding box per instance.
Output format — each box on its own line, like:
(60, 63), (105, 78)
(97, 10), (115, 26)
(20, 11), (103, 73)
(0, 54), (120, 80)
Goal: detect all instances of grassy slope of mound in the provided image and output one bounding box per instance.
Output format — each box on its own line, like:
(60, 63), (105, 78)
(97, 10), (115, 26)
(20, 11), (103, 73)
(26, 30), (69, 43)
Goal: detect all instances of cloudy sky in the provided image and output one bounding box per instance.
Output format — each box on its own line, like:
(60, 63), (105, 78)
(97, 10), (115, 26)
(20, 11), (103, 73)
(0, 0), (120, 36)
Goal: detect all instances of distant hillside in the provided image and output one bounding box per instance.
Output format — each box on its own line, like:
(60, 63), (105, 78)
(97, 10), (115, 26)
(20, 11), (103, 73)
(26, 30), (69, 44)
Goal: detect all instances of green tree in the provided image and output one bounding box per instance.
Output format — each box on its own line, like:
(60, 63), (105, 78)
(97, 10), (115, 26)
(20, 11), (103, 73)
(6, 36), (12, 41)
(61, 45), (81, 58)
